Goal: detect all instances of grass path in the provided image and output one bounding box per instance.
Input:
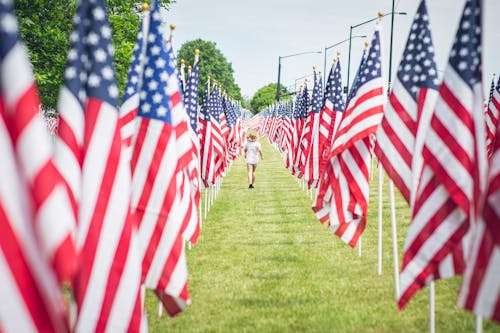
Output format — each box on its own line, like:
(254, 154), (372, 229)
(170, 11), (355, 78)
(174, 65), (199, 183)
(146, 141), (499, 332)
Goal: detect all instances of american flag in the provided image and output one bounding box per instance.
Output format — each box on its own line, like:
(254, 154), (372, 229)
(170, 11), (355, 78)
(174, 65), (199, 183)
(54, 0), (144, 331)
(303, 72), (323, 188)
(485, 75), (499, 158)
(182, 56), (201, 243)
(208, 85), (227, 178)
(398, 0), (486, 309)
(313, 57), (345, 221)
(292, 84), (309, 177)
(320, 57), (345, 165)
(130, 0), (194, 316)
(313, 42), (369, 225)
(375, 0), (440, 205)
(185, 58), (200, 134)
(0, 2), (76, 331)
(318, 25), (384, 247)
(199, 80), (216, 186)
(458, 118), (500, 322)
(119, 8), (148, 160)
(225, 97), (244, 161)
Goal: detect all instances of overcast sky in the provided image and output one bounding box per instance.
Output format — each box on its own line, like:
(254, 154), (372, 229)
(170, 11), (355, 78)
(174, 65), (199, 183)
(167, 0), (499, 99)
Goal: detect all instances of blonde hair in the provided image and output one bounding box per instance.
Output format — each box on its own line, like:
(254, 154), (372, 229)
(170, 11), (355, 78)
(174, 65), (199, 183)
(248, 133), (257, 142)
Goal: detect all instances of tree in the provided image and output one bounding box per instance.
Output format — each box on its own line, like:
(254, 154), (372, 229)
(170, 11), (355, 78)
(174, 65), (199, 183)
(177, 39), (242, 102)
(250, 83), (289, 114)
(14, 0), (171, 109)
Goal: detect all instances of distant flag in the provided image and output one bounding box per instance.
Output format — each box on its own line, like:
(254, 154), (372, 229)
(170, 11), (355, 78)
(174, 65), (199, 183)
(120, 5), (149, 159)
(319, 24), (384, 247)
(130, 0), (194, 315)
(485, 75), (499, 158)
(182, 53), (201, 244)
(54, 0), (144, 331)
(303, 71), (323, 188)
(458, 118), (500, 322)
(398, 0), (486, 309)
(185, 53), (200, 134)
(375, 0), (440, 205)
(320, 57), (345, 164)
(199, 79), (216, 186)
(313, 57), (345, 221)
(0, 2), (76, 331)
(208, 84), (227, 178)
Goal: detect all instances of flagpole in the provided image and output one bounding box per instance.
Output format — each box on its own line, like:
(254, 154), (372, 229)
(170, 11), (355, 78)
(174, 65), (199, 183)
(378, 165), (383, 275)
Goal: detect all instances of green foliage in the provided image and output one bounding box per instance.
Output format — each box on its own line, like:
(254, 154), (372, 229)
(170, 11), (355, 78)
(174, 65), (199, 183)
(250, 83), (289, 114)
(177, 39), (242, 102)
(14, 0), (171, 109)
(14, 0), (76, 109)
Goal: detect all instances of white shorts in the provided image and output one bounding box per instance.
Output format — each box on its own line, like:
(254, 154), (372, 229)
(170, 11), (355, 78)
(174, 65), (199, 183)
(246, 157), (258, 165)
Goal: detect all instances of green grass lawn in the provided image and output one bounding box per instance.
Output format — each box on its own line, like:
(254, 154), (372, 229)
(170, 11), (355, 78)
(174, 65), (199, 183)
(146, 140), (500, 332)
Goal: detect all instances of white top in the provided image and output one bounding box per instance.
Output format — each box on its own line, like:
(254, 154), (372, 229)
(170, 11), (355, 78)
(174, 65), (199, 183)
(245, 141), (261, 165)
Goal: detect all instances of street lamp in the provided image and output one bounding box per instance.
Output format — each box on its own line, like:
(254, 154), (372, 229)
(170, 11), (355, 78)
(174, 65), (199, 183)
(346, 10), (407, 96)
(323, 35), (366, 85)
(276, 50), (322, 101)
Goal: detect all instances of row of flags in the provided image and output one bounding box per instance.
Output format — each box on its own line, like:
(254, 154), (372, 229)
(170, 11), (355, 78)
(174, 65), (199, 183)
(0, 0), (249, 331)
(257, 0), (499, 323)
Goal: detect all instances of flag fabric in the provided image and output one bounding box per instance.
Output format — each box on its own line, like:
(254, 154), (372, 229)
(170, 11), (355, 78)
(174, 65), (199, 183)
(0, 2), (76, 331)
(292, 84), (310, 177)
(199, 80), (216, 186)
(120, 9), (148, 159)
(375, 0), (440, 205)
(485, 76), (499, 158)
(398, 0), (486, 309)
(303, 73), (323, 188)
(313, 58), (345, 222)
(208, 85), (227, 178)
(315, 25), (385, 247)
(319, 58), (345, 173)
(130, 0), (194, 315)
(458, 119), (500, 322)
(54, 0), (144, 331)
(182, 57), (201, 243)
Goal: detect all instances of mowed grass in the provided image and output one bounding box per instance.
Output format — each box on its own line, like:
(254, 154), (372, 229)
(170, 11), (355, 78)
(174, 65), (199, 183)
(146, 141), (500, 332)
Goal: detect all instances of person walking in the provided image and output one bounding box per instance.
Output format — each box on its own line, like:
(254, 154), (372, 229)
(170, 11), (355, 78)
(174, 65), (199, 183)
(244, 133), (263, 189)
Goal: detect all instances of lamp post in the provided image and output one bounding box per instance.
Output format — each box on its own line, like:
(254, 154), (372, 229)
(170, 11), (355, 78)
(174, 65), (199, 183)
(323, 35), (366, 85)
(346, 10), (407, 96)
(276, 50), (322, 101)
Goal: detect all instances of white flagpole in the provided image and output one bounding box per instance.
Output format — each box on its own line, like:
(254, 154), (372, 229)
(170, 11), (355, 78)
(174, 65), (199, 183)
(158, 300), (163, 317)
(210, 183), (215, 207)
(204, 187), (208, 219)
(358, 237), (362, 257)
(389, 179), (400, 300)
(429, 281), (435, 333)
(476, 316), (483, 333)
(378, 165), (384, 275)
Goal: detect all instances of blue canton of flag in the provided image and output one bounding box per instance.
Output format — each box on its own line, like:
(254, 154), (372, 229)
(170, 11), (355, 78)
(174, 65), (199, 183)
(301, 84), (310, 118)
(64, 1), (119, 107)
(311, 73), (323, 114)
(138, 9), (176, 123)
(448, 1), (482, 88)
(324, 60), (345, 112)
(347, 48), (368, 104)
(185, 60), (200, 133)
(123, 15), (145, 102)
(398, 3), (439, 99)
(209, 85), (223, 120)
